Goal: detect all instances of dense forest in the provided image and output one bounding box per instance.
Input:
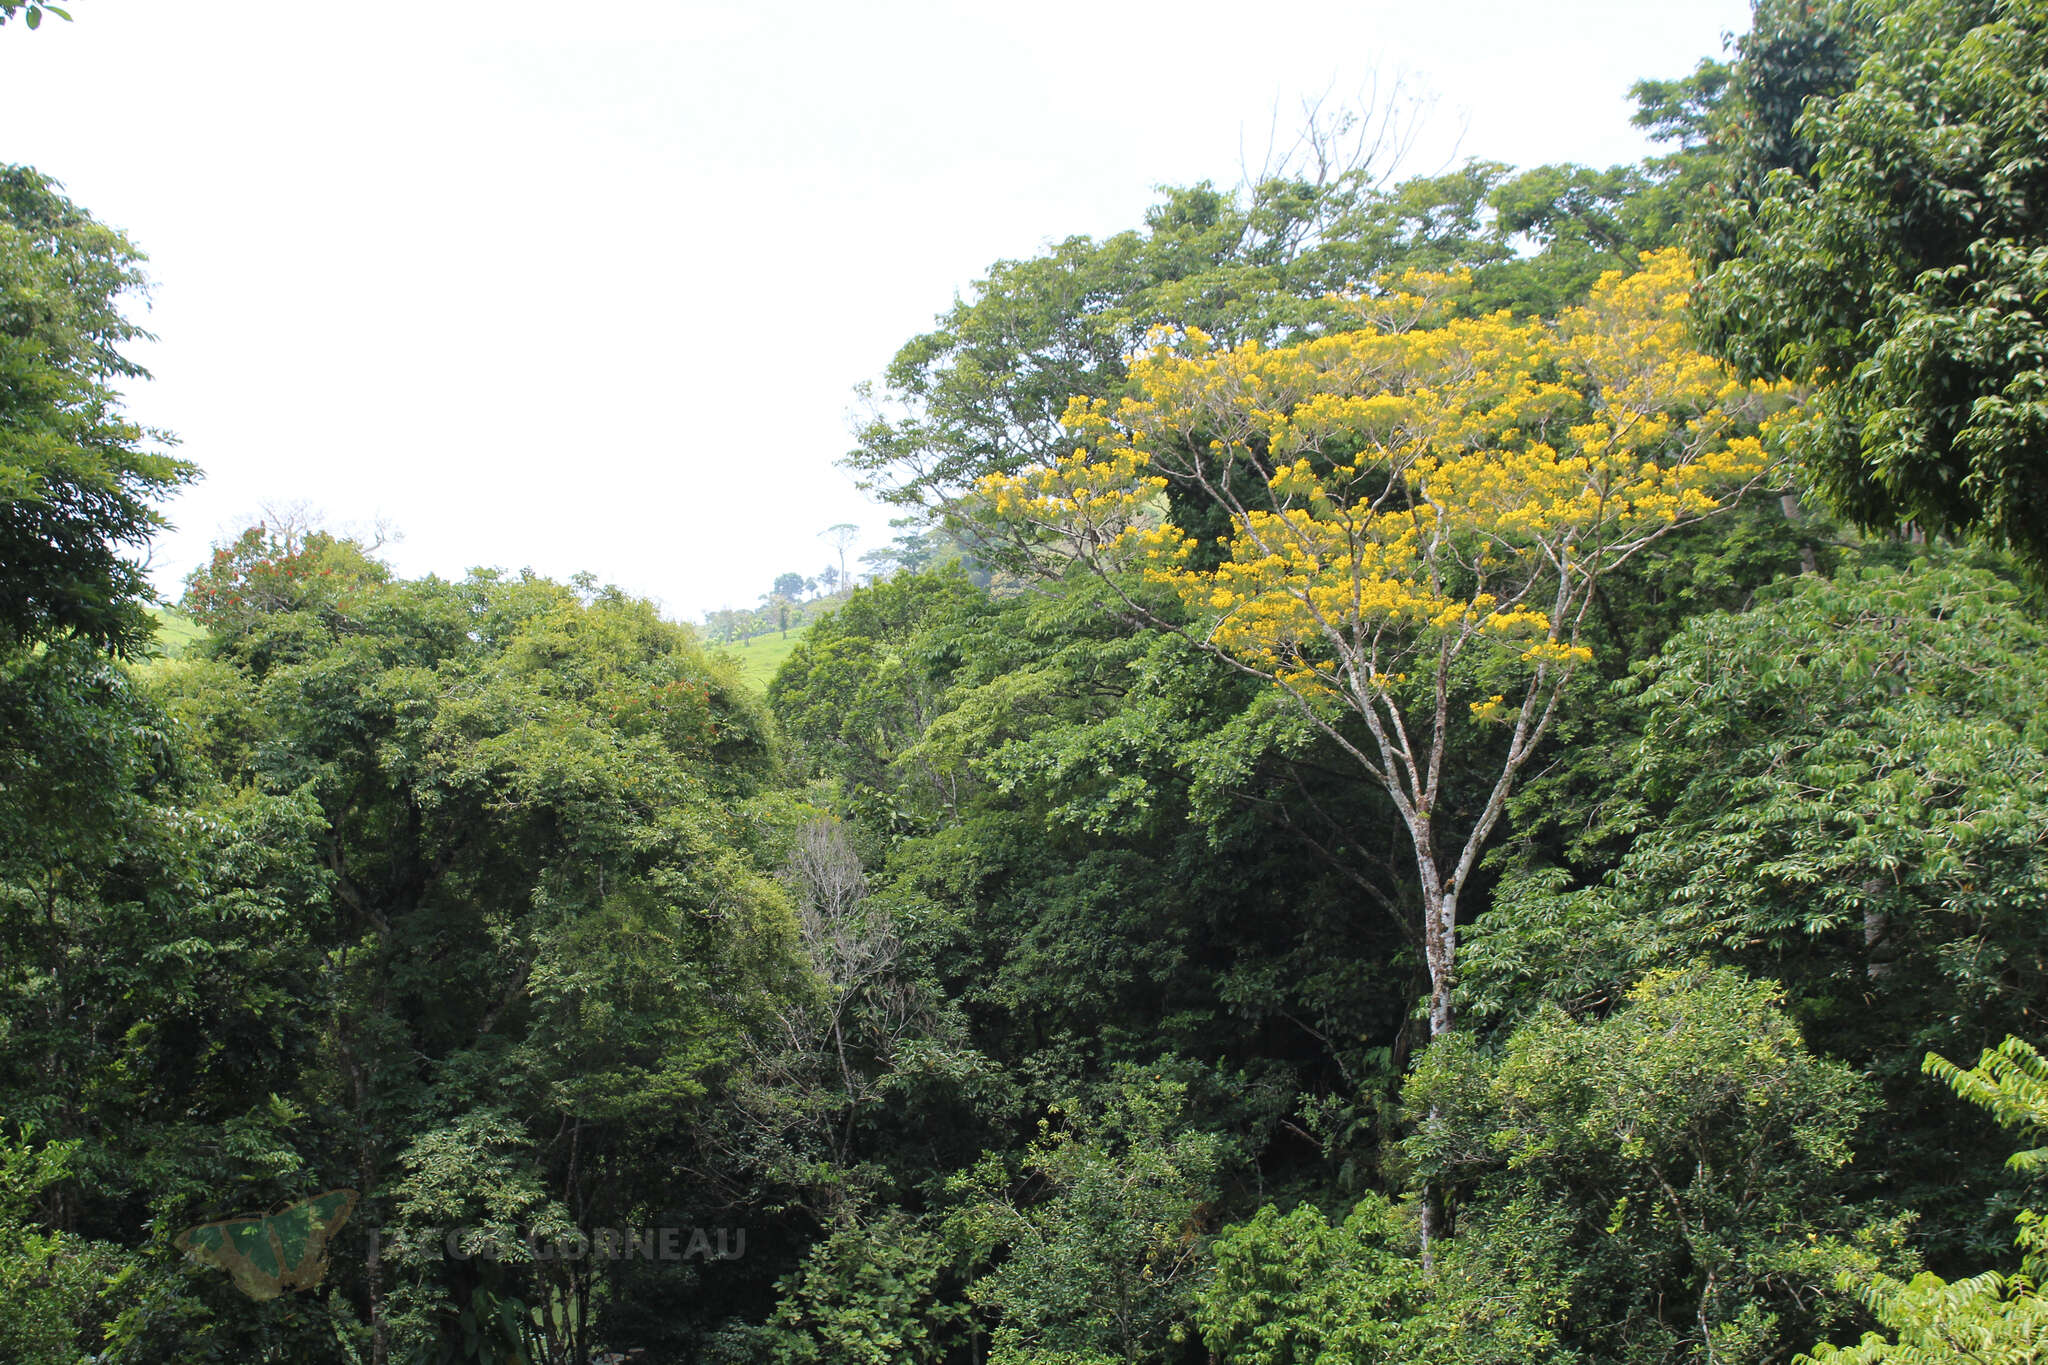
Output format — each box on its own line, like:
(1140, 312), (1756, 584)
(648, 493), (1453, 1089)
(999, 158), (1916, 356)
(4, 1), (2048, 1361)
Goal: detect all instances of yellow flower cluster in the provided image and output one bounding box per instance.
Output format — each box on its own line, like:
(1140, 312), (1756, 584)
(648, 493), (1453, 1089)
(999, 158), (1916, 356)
(979, 250), (1786, 697)
(1468, 694), (1510, 723)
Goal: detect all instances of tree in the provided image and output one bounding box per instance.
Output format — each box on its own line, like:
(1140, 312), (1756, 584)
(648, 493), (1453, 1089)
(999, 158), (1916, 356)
(1463, 557), (2048, 1262)
(0, 637), (349, 1360)
(144, 533), (798, 1363)
(766, 594), (792, 635)
(0, 1128), (120, 1364)
(845, 75), (1736, 530)
(0, 165), (193, 654)
(977, 249), (1782, 1047)
(742, 1212), (966, 1364)
(765, 564), (1419, 1276)
(1801, 1037), (2048, 1363)
(1197, 1197), (1423, 1365)
(768, 568), (990, 832)
(1197, 969), (1874, 1365)
(947, 1076), (1223, 1365)
(708, 816), (949, 1218)
(820, 524), (860, 592)
(1402, 968), (1873, 1365)
(843, 92), (1509, 517)
(1697, 0), (2048, 570)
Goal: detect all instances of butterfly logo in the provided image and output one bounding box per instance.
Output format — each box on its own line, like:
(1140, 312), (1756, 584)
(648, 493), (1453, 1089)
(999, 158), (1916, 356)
(175, 1188), (359, 1301)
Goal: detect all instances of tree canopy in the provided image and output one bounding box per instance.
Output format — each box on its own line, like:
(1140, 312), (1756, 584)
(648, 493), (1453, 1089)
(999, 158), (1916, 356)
(0, 166), (192, 653)
(1697, 0), (2048, 570)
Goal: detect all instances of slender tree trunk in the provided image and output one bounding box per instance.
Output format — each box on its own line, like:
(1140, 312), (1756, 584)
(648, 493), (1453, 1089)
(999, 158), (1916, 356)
(1422, 886), (1458, 1040)
(1414, 840), (1458, 1274)
(1405, 816), (1457, 1041)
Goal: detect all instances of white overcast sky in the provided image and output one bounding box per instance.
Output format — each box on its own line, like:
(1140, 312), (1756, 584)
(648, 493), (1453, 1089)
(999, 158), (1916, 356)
(0, 0), (1752, 620)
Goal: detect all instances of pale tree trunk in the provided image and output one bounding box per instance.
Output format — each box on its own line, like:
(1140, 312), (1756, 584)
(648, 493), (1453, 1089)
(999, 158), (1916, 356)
(1407, 812), (1463, 1272)
(1415, 877), (1460, 1272)
(1420, 884), (1458, 1039)
(1392, 626), (1569, 1270)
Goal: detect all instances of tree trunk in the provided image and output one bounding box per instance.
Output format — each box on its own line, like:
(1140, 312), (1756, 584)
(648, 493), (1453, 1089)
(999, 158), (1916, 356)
(1422, 885), (1457, 1040)
(1416, 876), (1457, 1273)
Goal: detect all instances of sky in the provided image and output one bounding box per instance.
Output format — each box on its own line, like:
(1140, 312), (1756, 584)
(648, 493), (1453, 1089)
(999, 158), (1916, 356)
(0, 0), (1754, 621)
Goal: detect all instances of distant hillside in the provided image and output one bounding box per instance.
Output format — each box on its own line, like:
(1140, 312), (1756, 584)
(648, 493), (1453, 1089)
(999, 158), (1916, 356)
(149, 597), (808, 691)
(701, 590), (847, 649)
(718, 625), (807, 691)
(148, 606), (207, 658)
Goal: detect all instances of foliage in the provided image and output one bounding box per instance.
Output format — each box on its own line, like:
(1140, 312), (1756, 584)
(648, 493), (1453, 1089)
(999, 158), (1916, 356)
(1801, 1037), (2048, 1362)
(845, 118), (1488, 514)
(0, 3), (71, 30)
(1196, 1196), (1423, 1364)
(14, 6), (2048, 1360)
(742, 1213), (965, 1364)
(0, 165), (193, 653)
(0, 1127), (127, 1364)
(769, 567), (992, 830)
(842, 94), (1705, 521)
(1401, 967), (1875, 1364)
(1698, 0), (2048, 570)
(0, 516), (806, 1361)
(1197, 969), (1877, 1365)
(769, 564), (1416, 1184)
(1467, 557), (2048, 1258)
(948, 1076), (1225, 1365)
(978, 247), (1783, 1037)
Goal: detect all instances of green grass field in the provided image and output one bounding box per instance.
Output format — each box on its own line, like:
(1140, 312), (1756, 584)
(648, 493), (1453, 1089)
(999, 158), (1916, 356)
(148, 606), (208, 658)
(719, 626), (807, 691)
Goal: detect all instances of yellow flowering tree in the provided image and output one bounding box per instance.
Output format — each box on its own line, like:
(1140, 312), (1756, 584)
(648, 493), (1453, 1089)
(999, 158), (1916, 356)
(978, 249), (1784, 1042)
